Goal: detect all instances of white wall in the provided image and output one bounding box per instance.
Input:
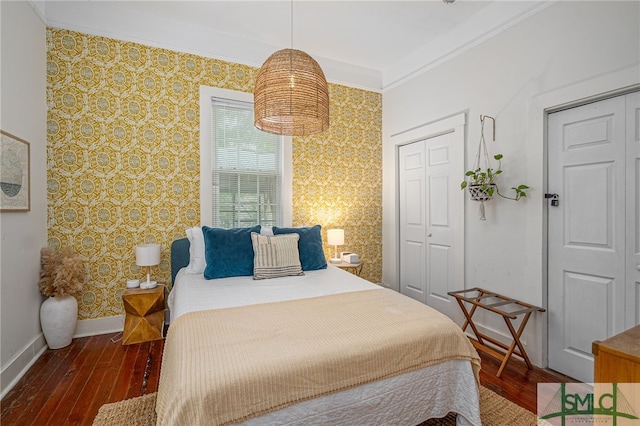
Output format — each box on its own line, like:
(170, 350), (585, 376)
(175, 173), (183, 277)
(382, 1), (639, 367)
(0, 1), (48, 398)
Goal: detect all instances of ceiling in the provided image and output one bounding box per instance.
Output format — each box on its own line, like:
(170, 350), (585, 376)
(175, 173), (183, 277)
(37, 1), (553, 91)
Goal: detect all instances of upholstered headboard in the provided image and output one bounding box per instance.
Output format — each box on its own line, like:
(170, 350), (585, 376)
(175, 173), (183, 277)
(171, 238), (190, 284)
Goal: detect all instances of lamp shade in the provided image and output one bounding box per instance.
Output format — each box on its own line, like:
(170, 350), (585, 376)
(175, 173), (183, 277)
(327, 229), (344, 246)
(136, 243), (160, 267)
(254, 48), (330, 136)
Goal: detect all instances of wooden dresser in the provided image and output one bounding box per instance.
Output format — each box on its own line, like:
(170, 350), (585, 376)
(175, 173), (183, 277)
(592, 325), (640, 382)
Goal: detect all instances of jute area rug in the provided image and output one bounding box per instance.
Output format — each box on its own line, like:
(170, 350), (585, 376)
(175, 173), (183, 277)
(93, 385), (537, 425)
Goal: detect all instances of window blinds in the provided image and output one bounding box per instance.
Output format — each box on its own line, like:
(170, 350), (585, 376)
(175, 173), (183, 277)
(211, 97), (283, 228)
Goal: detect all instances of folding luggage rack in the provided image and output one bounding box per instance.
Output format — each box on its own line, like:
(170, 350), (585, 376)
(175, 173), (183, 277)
(448, 287), (545, 377)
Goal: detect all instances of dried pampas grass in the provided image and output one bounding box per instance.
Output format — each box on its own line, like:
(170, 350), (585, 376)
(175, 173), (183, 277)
(39, 246), (85, 297)
(39, 247), (58, 297)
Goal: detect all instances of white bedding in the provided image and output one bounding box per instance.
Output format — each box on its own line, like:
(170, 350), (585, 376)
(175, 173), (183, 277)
(168, 264), (379, 322)
(167, 265), (481, 426)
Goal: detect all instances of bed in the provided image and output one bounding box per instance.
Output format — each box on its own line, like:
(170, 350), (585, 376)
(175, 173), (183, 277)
(156, 227), (481, 426)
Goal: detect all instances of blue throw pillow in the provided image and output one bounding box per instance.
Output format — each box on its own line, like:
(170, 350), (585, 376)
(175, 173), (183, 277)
(272, 225), (327, 271)
(203, 225), (261, 279)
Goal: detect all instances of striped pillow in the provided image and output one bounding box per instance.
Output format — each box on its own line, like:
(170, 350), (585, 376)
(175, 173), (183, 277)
(251, 232), (304, 280)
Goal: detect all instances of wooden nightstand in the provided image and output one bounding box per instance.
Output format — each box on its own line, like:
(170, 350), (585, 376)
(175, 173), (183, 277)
(122, 284), (166, 345)
(333, 260), (363, 276)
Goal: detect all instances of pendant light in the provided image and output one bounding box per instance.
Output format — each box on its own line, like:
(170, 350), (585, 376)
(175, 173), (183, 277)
(254, 1), (329, 136)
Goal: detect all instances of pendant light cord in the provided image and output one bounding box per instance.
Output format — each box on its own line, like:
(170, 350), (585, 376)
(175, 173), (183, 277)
(290, 0), (294, 48)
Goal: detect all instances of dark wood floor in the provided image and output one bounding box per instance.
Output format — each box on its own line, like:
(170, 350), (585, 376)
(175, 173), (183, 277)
(1, 332), (574, 425)
(1, 333), (164, 426)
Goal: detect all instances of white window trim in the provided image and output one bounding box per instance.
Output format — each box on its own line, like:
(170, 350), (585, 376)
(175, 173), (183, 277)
(199, 86), (293, 227)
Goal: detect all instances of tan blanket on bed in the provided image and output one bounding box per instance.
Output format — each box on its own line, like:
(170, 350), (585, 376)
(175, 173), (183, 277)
(156, 288), (480, 426)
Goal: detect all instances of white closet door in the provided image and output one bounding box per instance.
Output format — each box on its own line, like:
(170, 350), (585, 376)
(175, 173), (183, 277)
(399, 141), (427, 303)
(424, 131), (459, 317)
(397, 115), (464, 321)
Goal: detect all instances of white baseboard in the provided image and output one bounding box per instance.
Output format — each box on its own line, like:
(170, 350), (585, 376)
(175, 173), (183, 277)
(74, 315), (124, 338)
(1, 333), (47, 400)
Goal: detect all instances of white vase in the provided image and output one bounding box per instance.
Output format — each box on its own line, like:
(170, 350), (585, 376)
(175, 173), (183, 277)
(40, 295), (78, 349)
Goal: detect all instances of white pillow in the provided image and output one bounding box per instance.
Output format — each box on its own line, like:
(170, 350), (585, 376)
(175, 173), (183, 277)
(185, 226), (206, 274)
(260, 225), (274, 236)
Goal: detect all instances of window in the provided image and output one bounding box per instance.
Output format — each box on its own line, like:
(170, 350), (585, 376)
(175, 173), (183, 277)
(199, 87), (292, 228)
(211, 97), (281, 227)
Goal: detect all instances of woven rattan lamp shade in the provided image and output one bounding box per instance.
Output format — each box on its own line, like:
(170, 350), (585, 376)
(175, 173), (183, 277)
(254, 48), (329, 136)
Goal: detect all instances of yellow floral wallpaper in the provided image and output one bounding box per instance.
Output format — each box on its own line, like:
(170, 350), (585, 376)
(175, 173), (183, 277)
(46, 28), (382, 320)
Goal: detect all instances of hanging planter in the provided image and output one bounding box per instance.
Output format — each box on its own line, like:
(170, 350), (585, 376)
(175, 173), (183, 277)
(461, 115), (529, 220)
(468, 183), (497, 202)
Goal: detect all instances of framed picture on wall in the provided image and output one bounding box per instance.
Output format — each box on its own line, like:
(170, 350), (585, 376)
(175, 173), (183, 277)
(0, 130), (30, 212)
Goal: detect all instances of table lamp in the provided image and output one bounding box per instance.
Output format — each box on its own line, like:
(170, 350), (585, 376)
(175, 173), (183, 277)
(136, 243), (161, 289)
(327, 229), (344, 264)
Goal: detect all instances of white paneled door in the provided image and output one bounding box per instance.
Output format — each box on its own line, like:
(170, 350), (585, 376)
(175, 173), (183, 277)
(397, 115), (464, 321)
(399, 141), (427, 303)
(625, 92), (640, 329)
(547, 92), (639, 383)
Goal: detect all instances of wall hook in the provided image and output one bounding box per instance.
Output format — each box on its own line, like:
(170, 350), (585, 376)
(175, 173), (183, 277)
(480, 115), (495, 141)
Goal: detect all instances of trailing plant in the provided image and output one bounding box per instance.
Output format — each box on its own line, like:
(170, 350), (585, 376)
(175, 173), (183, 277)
(460, 154), (529, 201)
